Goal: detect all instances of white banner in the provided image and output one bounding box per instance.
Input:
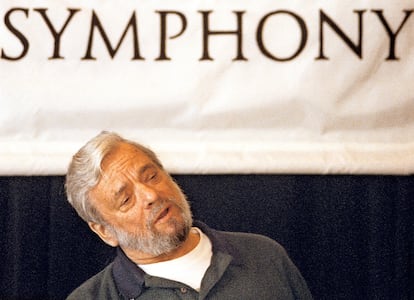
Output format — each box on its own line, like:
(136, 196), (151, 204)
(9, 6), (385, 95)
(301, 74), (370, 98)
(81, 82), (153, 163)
(1, 0), (413, 175)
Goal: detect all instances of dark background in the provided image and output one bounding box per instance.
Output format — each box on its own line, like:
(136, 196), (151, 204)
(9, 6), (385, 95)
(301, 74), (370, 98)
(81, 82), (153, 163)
(1, 175), (413, 300)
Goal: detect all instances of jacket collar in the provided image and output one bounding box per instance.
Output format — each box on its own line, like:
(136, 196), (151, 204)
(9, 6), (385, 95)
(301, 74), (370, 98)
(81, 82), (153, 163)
(112, 220), (240, 299)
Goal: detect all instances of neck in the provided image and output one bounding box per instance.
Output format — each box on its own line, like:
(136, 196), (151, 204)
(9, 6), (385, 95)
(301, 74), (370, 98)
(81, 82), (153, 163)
(122, 230), (200, 265)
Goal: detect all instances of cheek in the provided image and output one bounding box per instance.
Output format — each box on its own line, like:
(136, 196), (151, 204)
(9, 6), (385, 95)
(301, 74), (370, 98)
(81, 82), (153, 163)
(167, 181), (185, 199)
(174, 194), (191, 218)
(115, 208), (145, 230)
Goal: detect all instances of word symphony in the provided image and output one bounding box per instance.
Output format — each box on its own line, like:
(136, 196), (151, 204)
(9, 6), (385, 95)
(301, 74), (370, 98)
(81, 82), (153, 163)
(1, 8), (413, 61)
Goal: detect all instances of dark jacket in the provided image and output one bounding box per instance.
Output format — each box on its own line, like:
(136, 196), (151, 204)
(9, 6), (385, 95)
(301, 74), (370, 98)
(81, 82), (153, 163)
(67, 221), (313, 299)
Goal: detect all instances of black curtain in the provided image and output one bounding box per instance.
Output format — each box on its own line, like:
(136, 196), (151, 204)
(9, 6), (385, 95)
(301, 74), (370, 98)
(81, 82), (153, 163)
(1, 175), (413, 300)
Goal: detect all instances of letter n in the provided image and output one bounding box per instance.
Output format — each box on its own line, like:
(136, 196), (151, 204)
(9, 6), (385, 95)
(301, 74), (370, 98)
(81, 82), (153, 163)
(317, 10), (366, 60)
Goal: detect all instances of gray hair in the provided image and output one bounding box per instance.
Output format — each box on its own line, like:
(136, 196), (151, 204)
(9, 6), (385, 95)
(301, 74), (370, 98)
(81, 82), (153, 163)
(65, 131), (163, 223)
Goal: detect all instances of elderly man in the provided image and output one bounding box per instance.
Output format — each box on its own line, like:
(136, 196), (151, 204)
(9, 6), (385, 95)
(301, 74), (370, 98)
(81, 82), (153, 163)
(65, 131), (313, 299)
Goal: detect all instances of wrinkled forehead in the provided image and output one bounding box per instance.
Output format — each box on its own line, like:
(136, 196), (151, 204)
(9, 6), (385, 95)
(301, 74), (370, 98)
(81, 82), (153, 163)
(101, 142), (153, 171)
(90, 143), (158, 203)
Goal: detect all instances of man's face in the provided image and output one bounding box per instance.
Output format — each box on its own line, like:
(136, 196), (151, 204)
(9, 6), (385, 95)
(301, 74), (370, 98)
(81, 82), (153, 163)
(89, 142), (192, 256)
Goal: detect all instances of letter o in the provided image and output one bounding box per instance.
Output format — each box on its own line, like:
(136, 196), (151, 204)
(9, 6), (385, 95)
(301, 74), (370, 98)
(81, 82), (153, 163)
(256, 10), (308, 61)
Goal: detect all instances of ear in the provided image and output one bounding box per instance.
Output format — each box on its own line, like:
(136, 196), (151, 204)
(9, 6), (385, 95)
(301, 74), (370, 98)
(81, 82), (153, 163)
(88, 222), (119, 247)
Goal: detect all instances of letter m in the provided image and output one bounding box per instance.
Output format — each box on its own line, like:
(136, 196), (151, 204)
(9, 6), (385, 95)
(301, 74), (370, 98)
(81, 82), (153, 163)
(83, 11), (143, 60)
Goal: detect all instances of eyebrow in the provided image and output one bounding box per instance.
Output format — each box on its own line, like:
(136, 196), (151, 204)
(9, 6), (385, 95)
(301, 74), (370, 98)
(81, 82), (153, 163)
(140, 163), (155, 175)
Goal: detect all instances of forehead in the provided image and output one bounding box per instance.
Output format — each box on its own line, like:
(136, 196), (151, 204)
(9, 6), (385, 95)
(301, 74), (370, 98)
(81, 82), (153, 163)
(101, 142), (153, 172)
(91, 143), (156, 200)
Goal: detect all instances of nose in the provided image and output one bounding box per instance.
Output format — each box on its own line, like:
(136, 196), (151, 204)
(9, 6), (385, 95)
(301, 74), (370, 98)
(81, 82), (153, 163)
(136, 183), (158, 209)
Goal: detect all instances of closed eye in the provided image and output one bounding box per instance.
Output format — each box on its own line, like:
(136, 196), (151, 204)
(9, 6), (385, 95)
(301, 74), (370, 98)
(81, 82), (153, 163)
(145, 169), (160, 183)
(121, 197), (130, 206)
(140, 164), (161, 184)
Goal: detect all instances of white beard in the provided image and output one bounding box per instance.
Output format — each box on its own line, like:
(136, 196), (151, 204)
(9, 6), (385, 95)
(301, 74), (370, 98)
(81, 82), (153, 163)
(107, 196), (193, 256)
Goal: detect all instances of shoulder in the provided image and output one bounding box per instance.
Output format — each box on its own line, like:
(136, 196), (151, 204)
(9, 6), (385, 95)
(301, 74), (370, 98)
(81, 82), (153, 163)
(216, 230), (287, 257)
(66, 263), (120, 300)
(196, 221), (288, 261)
(211, 229), (303, 275)
(197, 221), (283, 251)
(212, 230), (313, 298)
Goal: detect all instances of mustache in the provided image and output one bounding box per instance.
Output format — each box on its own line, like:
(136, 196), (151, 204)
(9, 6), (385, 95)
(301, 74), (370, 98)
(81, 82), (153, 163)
(146, 198), (177, 227)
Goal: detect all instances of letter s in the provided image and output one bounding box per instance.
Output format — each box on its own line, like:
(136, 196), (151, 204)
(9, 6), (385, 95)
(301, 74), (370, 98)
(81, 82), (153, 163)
(1, 8), (29, 60)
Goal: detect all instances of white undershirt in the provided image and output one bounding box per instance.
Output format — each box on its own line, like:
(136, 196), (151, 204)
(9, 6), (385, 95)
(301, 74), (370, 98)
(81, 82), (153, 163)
(138, 227), (213, 291)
